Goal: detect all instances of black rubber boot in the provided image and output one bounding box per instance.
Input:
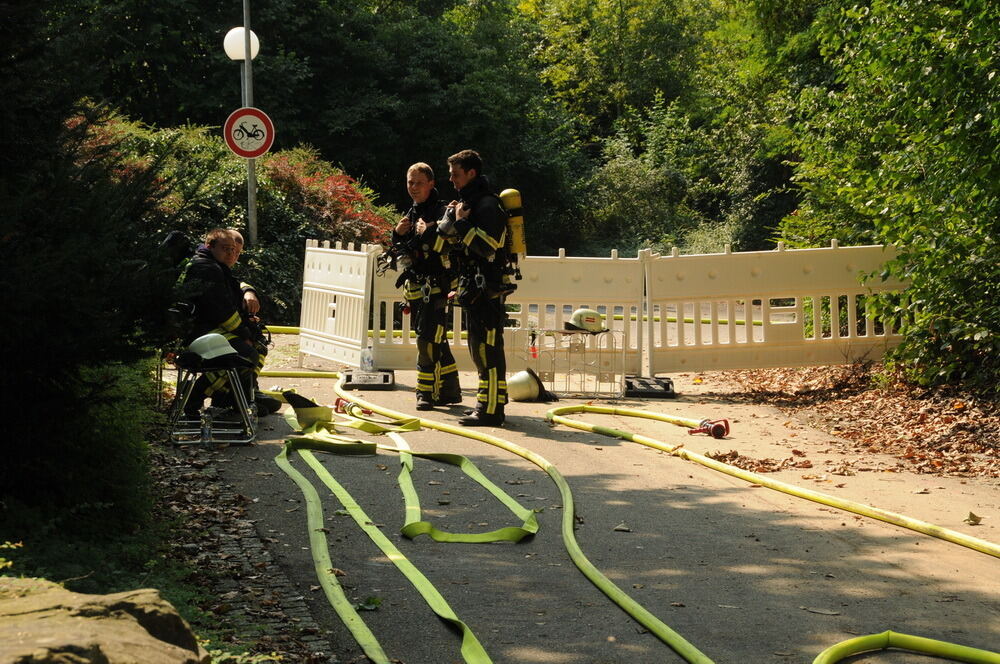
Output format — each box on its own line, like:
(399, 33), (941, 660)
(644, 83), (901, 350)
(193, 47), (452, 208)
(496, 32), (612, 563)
(255, 393), (282, 416)
(458, 410), (504, 427)
(415, 392), (435, 411)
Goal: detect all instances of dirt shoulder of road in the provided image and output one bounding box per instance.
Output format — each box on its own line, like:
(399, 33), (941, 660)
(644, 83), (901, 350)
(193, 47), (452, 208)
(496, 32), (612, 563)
(716, 364), (999, 478)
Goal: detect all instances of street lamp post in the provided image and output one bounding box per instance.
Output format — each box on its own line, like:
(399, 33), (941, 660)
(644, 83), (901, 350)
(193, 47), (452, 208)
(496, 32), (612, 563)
(224, 13), (260, 246)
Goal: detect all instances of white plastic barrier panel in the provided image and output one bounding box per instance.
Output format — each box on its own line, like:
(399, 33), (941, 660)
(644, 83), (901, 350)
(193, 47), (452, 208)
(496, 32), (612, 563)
(298, 240), (377, 367)
(367, 248), (645, 374)
(644, 242), (907, 374)
(504, 249), (644, 375)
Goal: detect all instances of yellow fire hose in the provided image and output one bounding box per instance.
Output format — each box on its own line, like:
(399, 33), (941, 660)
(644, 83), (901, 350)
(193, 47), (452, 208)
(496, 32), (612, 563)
(545, 403), (1000, 560)
(264, 325), (299, 335)
(272, 398), (550, 663)
(276, 434), (496, 663)
(262, 369), (715, 663)
(260, 369), (1000, 663)
(813, 631), (1000, 663)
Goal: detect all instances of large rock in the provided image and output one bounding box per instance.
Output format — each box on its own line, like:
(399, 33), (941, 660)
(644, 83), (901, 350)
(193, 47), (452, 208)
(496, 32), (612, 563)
(0, 577), (209, 663)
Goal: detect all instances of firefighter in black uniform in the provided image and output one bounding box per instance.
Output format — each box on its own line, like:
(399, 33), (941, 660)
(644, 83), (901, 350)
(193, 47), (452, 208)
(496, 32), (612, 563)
(391, 163), (463, 410)
(437, 150), (512, 426)
(176, 228), (276, 415)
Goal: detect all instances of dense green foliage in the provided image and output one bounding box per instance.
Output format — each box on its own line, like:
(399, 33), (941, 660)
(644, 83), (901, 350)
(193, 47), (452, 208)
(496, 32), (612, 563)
(0, 7), (191, 533)
(45, 0), (587, 252)
(26, 0), (810, 257)
(522, 0), (696, 141)
(786, 0), (1000, 390)
(0, 3), (393, 537)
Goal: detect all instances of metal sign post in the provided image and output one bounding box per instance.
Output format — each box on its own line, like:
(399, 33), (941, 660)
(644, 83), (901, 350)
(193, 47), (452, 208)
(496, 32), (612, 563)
(241, 0), (257, 247)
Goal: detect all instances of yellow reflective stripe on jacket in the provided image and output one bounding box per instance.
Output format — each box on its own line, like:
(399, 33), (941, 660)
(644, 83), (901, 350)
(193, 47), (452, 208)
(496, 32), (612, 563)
(219, 310), (243, 333)
(461, 226), (505, 251)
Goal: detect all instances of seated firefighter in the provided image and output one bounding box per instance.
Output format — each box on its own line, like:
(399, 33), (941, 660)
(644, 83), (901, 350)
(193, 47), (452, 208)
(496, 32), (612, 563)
(175, 228), (278, 416)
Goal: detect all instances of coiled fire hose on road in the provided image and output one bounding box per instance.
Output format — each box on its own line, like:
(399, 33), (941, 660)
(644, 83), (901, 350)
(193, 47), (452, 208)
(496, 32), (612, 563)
(261, 367), (1000, 663)
(275, 431), (506, 664)
(271, 395), (540, 664)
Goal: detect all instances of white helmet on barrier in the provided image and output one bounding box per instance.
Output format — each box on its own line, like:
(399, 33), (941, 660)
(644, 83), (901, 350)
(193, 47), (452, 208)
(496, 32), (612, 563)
(188, 333), (237, 360)
(507, 368), (558, 402)
(564, 308), (605, 333)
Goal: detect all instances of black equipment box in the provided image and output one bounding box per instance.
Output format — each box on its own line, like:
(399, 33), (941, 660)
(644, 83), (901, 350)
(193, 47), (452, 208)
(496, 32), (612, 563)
(342, 370), (396, 391)
(624, 375), (677, 398)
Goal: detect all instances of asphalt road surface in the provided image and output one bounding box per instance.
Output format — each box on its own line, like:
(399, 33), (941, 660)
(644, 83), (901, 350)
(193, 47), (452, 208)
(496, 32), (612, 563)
(207, 343), (1000, 664)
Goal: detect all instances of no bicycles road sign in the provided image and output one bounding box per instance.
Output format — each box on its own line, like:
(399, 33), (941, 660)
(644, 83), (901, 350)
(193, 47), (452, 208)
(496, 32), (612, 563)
(224, 107), (275, 159)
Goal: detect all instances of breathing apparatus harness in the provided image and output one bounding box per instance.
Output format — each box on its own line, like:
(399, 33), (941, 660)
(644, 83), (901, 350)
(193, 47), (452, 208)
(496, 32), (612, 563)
(375, 208), (420, 280)
(440, 186), (526, 309)
(377, 202), (454, 307)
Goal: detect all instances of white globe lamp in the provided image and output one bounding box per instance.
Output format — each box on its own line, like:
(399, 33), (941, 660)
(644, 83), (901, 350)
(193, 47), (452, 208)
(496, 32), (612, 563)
(223, 27), (259, 61)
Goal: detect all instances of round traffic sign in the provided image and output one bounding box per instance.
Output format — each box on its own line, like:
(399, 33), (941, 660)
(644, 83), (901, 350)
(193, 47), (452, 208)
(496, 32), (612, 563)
(224, 107), (275, 158)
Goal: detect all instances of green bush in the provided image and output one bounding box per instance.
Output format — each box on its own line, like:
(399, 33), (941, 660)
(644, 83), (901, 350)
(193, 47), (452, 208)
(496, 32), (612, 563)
(2, 104), (400, 537)
(1, 101), (188, 533)
(579, 93), (793, 257)
(785, 0), (1000, 392)
(0, 361), (157, 542)
(249, 147), (396, 322)
(108, 119), (396, 323)
(580, 100), (712, 255)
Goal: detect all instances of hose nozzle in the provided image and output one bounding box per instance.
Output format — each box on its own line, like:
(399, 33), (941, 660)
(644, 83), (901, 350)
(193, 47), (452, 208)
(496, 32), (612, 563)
(689, 418), (730, 439)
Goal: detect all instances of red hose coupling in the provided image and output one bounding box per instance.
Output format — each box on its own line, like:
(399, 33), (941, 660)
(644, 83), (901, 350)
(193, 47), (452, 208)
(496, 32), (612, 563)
(688, 418), (730, 439)
(335, 397), (372, 415)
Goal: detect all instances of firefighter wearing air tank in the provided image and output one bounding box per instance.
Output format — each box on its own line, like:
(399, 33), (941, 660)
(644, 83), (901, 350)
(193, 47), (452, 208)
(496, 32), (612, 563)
(392, 163), (463, 410)
(437, 150), (515, 427)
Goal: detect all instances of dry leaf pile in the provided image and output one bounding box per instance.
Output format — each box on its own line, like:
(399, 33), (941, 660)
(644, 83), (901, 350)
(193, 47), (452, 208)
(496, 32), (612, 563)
(706, 448), (814, 473)
(722, 365), (999, 478)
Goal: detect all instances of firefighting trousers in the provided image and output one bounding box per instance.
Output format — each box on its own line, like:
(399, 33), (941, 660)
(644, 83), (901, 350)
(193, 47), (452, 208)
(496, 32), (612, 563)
(187, 336), (265, 410)
(411, 297), (460, 401)
(464, 298), (507, 416)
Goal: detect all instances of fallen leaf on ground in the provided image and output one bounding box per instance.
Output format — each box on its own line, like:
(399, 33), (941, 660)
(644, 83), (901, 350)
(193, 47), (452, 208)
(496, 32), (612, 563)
(354, 596), (383, 611)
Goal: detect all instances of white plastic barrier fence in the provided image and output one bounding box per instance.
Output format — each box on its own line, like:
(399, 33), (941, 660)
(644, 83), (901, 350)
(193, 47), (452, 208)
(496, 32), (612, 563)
(298, 240), (906, 376)
(298, 240), (377, 367)
(645, 241), (906, 374)
(504, 249), (643, 376)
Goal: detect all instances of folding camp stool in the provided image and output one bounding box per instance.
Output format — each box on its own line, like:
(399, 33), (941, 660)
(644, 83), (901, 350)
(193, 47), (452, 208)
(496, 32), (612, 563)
(167, 354), (258, 446)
